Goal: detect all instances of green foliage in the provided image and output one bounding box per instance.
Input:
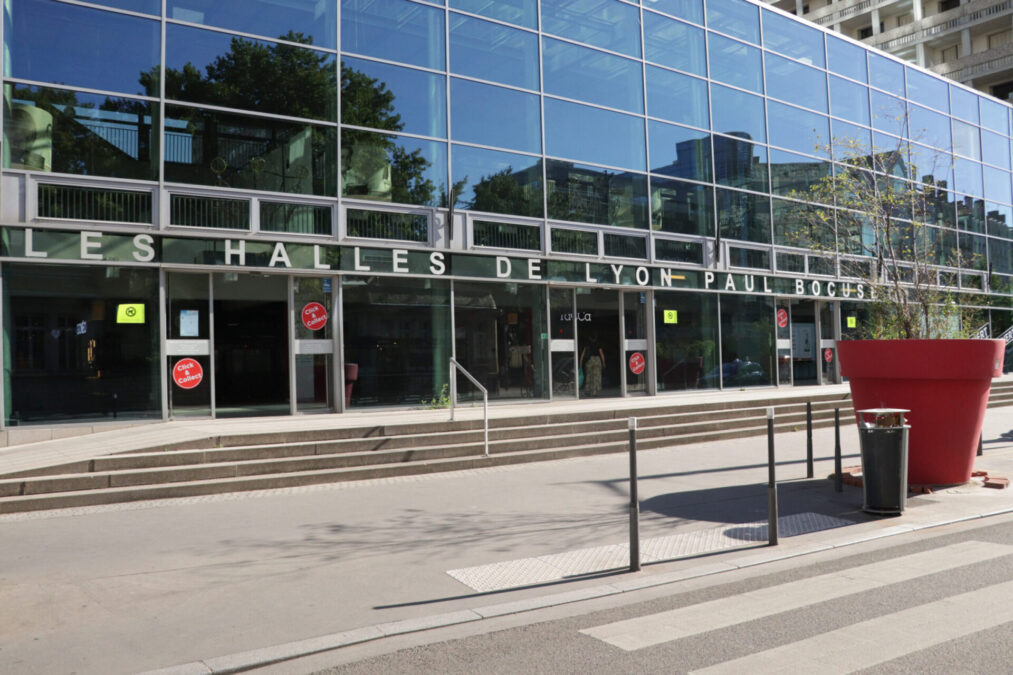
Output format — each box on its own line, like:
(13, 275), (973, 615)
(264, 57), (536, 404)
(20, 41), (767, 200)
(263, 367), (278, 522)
(422, 383), (451, 409)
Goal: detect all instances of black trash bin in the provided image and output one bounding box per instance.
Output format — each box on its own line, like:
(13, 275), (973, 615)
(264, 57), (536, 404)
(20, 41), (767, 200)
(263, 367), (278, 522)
(857, 408), (910, 515)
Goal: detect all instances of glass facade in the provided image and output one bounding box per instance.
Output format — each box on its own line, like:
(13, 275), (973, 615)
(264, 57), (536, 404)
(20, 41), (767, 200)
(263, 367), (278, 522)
(0, 0), (1010, 423)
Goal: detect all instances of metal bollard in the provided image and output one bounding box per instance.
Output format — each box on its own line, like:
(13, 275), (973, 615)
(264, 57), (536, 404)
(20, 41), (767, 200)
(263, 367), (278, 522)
(834, 408), (843, 493)
(628, 417), (641, 572)
(767, 407), (778, 546)
(806, 401), (814, 479)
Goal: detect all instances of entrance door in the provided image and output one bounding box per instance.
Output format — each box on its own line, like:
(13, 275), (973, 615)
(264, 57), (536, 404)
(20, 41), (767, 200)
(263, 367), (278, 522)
(576, 287), (620, 398)
(213, 273), (289, 416)
(788, 300), (840, 385)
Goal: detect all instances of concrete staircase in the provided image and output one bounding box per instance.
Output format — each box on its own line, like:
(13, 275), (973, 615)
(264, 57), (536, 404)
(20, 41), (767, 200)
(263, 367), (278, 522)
(1, 382), (1010, 514)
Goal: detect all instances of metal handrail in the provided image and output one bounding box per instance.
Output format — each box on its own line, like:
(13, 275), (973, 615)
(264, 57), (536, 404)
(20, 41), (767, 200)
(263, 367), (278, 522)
(449, 357), (489, 458)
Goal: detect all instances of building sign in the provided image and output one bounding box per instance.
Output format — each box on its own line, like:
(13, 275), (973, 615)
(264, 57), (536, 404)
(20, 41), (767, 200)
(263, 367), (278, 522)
(116, 303), (145, 324)
(629, 352), (646, 375)
(301, 302), (328, 331)
(172, 358), (203, 389)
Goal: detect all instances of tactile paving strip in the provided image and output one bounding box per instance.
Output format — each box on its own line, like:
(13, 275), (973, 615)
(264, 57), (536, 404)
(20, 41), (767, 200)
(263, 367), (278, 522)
(447, 512), (854, 592)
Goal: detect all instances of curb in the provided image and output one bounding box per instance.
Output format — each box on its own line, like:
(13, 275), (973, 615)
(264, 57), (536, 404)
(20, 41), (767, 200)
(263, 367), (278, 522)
(141, 505), (1013, 675)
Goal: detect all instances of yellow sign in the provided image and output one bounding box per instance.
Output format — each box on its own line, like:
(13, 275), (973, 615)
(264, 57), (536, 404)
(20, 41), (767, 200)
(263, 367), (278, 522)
(116, 303), (145, 324)
(847, 316), (857, 328)
(664, 310), (678, 324)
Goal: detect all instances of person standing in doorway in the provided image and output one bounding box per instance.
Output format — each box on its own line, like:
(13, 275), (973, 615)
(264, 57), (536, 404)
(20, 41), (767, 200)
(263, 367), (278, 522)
(580, 334), (605, 396)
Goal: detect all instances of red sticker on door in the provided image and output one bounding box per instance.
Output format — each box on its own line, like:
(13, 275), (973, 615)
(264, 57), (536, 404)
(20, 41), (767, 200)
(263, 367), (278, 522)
(824, 347), (834, 363)
(301, 302), (328, 331)
(776, 308), (788, 328)
(629, 352), (646, 375)
(173, 357), (204, 390)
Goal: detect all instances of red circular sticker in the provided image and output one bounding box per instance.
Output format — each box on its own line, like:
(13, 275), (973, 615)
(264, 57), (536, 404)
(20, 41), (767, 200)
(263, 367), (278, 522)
(629, 352), (646, 375)
(824, 348), (834, 363)
(173, 357), (204, 390)
(776, 308), (788, 328)
(301, 302), (328, 331)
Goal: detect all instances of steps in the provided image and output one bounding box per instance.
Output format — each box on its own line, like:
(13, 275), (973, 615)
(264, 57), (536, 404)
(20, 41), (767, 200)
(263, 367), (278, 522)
(0, 383), (1009, 514)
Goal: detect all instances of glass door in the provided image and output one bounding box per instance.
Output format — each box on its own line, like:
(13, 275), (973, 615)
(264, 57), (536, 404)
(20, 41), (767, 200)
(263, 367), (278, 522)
(820, 300), (841, 384)
(549, 287), (576, 399)
(789, 299), (818, 385)
(576, 287), (620, 398)
(293, 276), (335, 413)
(167, 272), (211, 418)
(622, 291), (648, 395)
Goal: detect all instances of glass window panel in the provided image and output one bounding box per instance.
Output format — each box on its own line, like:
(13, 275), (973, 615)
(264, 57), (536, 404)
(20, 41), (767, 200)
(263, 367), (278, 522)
(768, 102), (830, 158)
(776, 251), (804, 272)
(769, 148), (830, 198)
(542, 38), (643, 114)
(909, 141), (952, 186)
(86, 0), (159, 12)
(991, 238), (1013, 274)
(603, 233), (647, 258)
(957, 195), (985, 232)
(710, 84), (765, 142)
(954, 158), (983, 197)
(166, 25), (337, 121)
(979, 97), (1009, 135)
(982, 130), (1011, 170)
(5, 85), (157, 180)
(169, 0), (336, 48)
(713, 135), (768, 192)
(987, 202), (1013, 238)
(761, 11), (824, 67)
(165, 105), (337, 195)
(868, 52), (905, 96)
(6, 0), (159, 96)
(984, 167), (1012, 205)
(905, 67), (948, 113)
(706, 0), (759, 44)
(346, 208), (429, 241)
(545, 98), (646, 170)
(644, 13), (706, 76)
(872, 131), (906, 167)
(540, 0), (641, 57)
(646, 67), (708, 129)
(650, 176), (713, 235)
(342, 57), (444, 137)
(717, 188), (770, 243)
(826, 35), (867, 83)
(649, 121), (712, 182)
(771, 197), (813, 246)
(260, 202), (330, 235)
(949, 85), (978, 123)
(708, 33), (763, 93)
(916, 185), (956, 229)
(831, 119), (872, 161)
(644, 0), (703, 25)
(655, 290), (717, 391)
(951, 119), (981, 160)
(655, 238), (704, 263)
(718, 294), (774, 388)
(450, 0), (537, 28)
(960, 231), (989, 270)
(552, 227), (598, 254)
(452, 145), (543, 217)
(829, 76), (870, 126)
(449, 14), (539, 90)
(451, 79), (540, 152)
(37, 184), (152, 223)
(546, 158), (648, 228)
(908, 104), (951, 150)
(472, 220), (541, 249)
(341, 0), (444, 70)
(765, 53), (827, 112)
(170, 194), (249, 229)
(727, 246), (769, 269)
(340, 129), (447, 206)
(870, 90), (907, 137)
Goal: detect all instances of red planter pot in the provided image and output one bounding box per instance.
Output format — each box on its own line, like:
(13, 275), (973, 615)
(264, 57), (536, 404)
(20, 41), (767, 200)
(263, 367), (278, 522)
(838, 339), (1004, 485)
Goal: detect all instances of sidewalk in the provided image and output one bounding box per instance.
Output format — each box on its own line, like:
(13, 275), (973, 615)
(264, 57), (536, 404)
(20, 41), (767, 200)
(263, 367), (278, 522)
(0, 392), (1010, 675)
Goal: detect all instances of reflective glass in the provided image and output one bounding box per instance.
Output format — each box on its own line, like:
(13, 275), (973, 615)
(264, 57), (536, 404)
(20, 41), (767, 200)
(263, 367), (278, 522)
(643, 12), (706, 76)
(6, 0), (159, 96)
(761, 11), (824, 67)
(979, 97), (1009, 135)
(649, 121), (711, 182)
(831, 119), (872, 160)
(169, 0), (336, 48)
(917, 186), (956, 229)
(714, 135), (767, 192)
(984, 167), (1013, 205)
(957, 195), (985, 233)
(959, 231), (989, 270)
(450, 0), (537, 28)
(951, 119), (981, 160)
(769, 149), (830, 198)
(909, 104), (953, 150)
(449, 14), (539, 90)
(710, 85), (765, 142)
(542, 38), (643, 114)
(540, 0), (641, 57)
(165, 106), (337, 195)
(452, 145), (543, 217)
(868, 53), (905, 96)
(546, 159), (648, 228)
(873, 133), (906, 173)
(83, 0), (159, 13)
(708, 34), (763, 93)
(655, 290), (717, 391)
(718, 294), (774, 388)
(768, 102), (829, 158)
(655, 238), (704, 264)
(717, 188), (770, 243)
(909, 141), (952, 186)
(771, 197), (813, 246)
(166, 25), (338, 121)
(829, 76), (870, 126)
(604, 233), (647, 258)
(983, 130), (1011, 170)
(341, 0), (444, 70)
(706, 0), (759, 44)
(343, 57), (445, 137)
(826, 35), (866, 83)
(870, 90), (907, 137)
(650, 176), (713, 235)
(5, 85), (157, 180)
(765, 53), (827, 112)
(341, 130), (447, 206)
(905, 67), (948, 113)
(954, 158), (983, 197)
(646, 67), (708, 129)
(545, 99), (646, 170)
(949, 85), (978, 123)
(644, 0), (703, 25)
(990, 238), (1012, 274)
(987, 202), (1013, 238)
(451, 79), (540, 153)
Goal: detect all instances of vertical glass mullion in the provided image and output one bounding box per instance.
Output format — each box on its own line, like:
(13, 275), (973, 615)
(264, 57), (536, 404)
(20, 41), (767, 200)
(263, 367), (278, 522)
(159, 268), (168, 419)
(208, 273), (217, 419)
(288, 275), (297, 415)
